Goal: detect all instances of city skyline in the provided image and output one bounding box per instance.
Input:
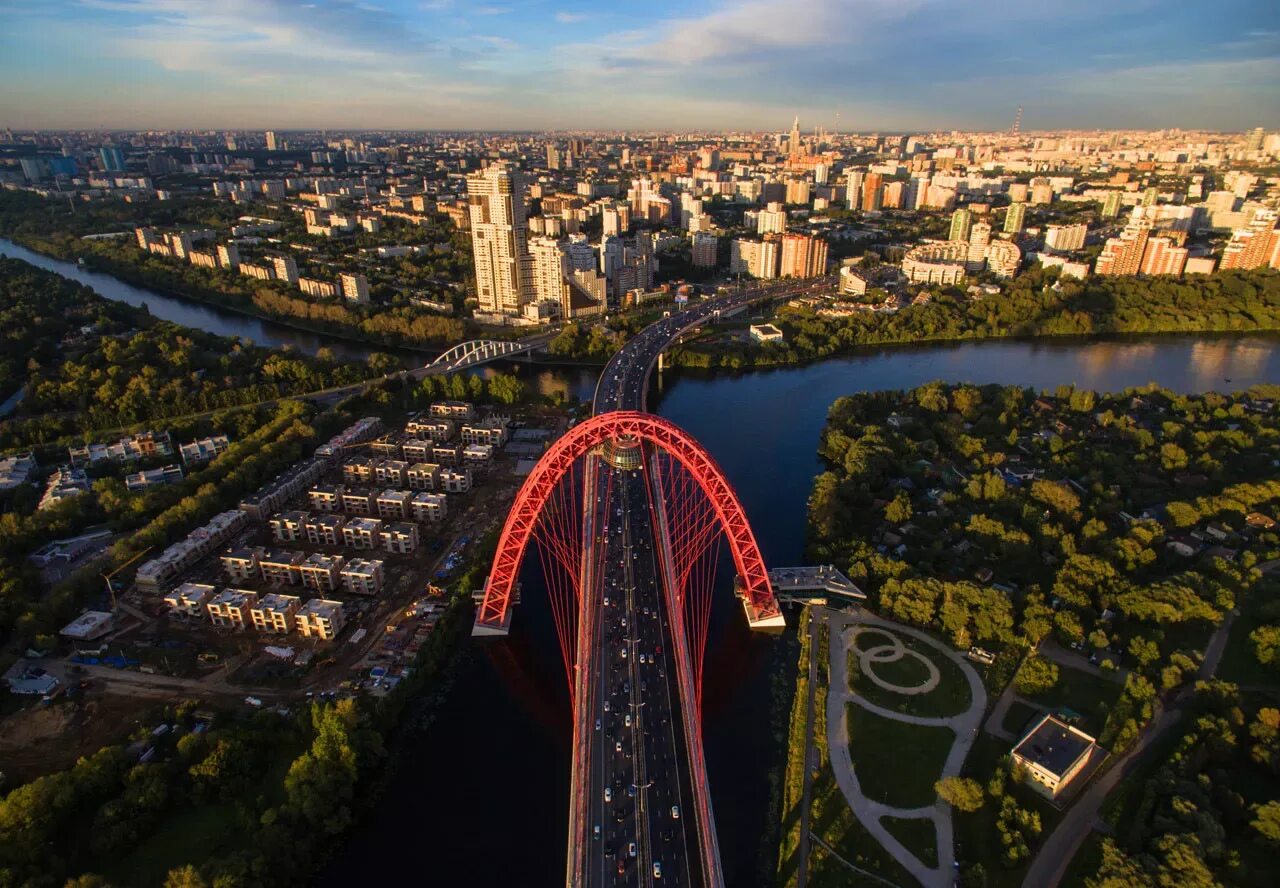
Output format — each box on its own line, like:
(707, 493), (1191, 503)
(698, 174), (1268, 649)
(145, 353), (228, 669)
(1, 0), (1277, 132)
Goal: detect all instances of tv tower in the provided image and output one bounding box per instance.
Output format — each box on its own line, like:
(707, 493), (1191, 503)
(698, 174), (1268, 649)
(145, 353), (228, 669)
(1011, 105), (1023, 136)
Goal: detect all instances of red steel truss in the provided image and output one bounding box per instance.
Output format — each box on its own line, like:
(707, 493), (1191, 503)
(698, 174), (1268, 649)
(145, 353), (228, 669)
(475, 410), (780, 632)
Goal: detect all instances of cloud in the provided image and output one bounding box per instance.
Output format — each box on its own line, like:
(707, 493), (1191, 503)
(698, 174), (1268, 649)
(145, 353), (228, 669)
(555, 11), (585, 23)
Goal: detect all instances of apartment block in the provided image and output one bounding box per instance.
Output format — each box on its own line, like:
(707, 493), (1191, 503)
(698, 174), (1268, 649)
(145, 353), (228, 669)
(341, 489), (375, 515)
(460, 420), (509, 448)
(239, 458), (326, 520)
(406, 462), (441, 490)
(258, 549), (305, 586)
(304, 513), (345, 547)
(341, 558), (386, 596)
(380, 522), (419, 555)
(440, 468), (473, 493)
(269, 510), (308, 543)
(405, 419), (455, 442)
(220, 548), (260, 584)
(342, 457), (376, 484)
(135, 511), (248, 594)
(401, 439), (436, 461)
(295, 599), (345, 640)
(369, 435), (402, 459)
(298, 553), (344, 592)
(429, 401), (474, 421)
(375, 459), (409, 486)
(376, 489), (412, 520)
(342, 517), (383, 549)
(163, 582), (216, 618)
(250, 593), (301, 634)
(410, 491), (447, 523)
(207, 589), (258, 630)
(308, 484), (344, 512)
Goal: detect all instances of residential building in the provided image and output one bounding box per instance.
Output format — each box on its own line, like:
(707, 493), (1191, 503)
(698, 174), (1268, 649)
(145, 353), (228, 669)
(304, 513), (345, 547)
(902, 242), (969, 285)
(440, 468), (472, 493)
(342, 457), (375, 484)
(1139, 237), (1189, 276)
(341, 489), (375, 515)
(1220, 210), (1280, 270)
(861, 173), (884, 211)
(529, 235), (570, 307)
(179, 434), (230, 465)
(340, 272), (370, 305)
(376, 489), (412, 520)
(1045, 224), (1087, 252)
(691, 231), (718, 268)
(429, 401), (474, 421)
(135, 511), (247, 593)
(1095, 211), (1153, 276)
(463, 444), (494, 463)
(272, 255), (298, 284)
(125, 464), (184, 491)
(259, 549), (305, 585)
(380, 522), (419, 554)
(295, 599), (345, 640)
(1101, 191), (1123, 218)
(220, 548), (260, 584)
(342, 516), (383, 549)
(986, 239), (1022, 278)
(1004, 202), (1026, 234)
(467, 161), (533, 315)
(779, 233), (829, 279)
(949, 208), (972, 242)
(374, 459), (409, 487)
(269, 510), (308, 543)
(460, 420), (508, 448)
(250, 593), (301, 634)
(298, 553), (344, 592)
(410, 491), (447, 522)
(341, 559), (386, 596)
(757, 201), (787, 235)
(1011, 714), (1099, 799)
(216, 244), (240, 269)
(163, 582), (216, 618)
(299, 277), (339, 299)
(407, 462), (441, 490)
(207, 589), (258, 630)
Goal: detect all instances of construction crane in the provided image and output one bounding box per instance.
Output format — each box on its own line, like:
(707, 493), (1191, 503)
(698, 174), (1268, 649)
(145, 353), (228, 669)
(101, 547), (152, 612)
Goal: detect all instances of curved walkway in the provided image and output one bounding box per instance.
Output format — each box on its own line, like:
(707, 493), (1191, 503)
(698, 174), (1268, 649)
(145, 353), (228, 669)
(827, 609), (987, 888)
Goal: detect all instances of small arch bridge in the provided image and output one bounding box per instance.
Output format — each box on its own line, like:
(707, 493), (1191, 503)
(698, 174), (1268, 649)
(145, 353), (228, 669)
(426, 338), (541, 373)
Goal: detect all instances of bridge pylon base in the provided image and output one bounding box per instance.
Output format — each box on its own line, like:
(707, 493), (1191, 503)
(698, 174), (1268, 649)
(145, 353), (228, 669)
(472, 608), (513, 637)
(742, 599), (787, 631)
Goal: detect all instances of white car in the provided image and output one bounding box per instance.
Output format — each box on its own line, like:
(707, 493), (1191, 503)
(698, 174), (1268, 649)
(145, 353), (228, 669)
(625, 714), (632, 727)
(604, 787), (612, 803)
(653, 862), (662, 878)
(671, 805), (680, 820)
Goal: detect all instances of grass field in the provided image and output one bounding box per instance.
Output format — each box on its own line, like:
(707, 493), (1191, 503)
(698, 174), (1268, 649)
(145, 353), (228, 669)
(1001, 700), (1041, 737)
(104, 804), (241, 887)
(848, 630), (973, 719)
(1022, 663), (1123, 736)
(882, 815), (938, 868)
(847, 703), (954, 809)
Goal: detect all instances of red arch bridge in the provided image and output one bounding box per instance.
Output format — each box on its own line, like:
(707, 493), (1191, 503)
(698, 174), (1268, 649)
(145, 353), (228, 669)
(473, 410), (785, 887)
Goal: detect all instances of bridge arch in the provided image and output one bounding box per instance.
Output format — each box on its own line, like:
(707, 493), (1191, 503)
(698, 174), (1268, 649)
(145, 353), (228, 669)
(475, 410), (780, 631)
(427, 339), (532, 372)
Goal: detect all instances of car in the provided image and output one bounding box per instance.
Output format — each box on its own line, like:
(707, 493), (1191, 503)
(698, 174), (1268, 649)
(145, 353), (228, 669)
(625, 714), (632, 727)
(621, 647), (628, 659)
(595, 718), (601, 731)
(616, 740), (623, 752)
(604, 597), (610, 606)
(604, 787), (612, 803)
(628, 842), (638, 858)
(594, 825), (601, 840)
(604, 700), (611, 712)
(671, 805), (680, 820)
(617, 859), (625, 875)
(653, 862), (663, 879)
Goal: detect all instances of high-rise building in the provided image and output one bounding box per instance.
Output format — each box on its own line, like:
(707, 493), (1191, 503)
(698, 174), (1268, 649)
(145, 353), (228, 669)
(1139, 238), (1188, 276)
(785, 178), (811, 205)
(546, 144), (561, 170)
(1004, 202), (1026, 234)
(1101, 191), (1123, 218)
(949, 208), (972, 242)
(845, 170), (864, 208)
(779, 233), (829, 279)
(691, 232), (718, 268)
(272, 255), (298, 284)
(1045, 224), (1088, 252)
(340, 272), (370, 304)
(1220, 210), (1280, 270)
(757, 202), (788, 235)
(861, 173), (884, 212)
(1246, 126), (1265, 152)
(986, 239), (1022, 278)
(882, 181), (905, 210)
(467, 162), (534, 315)
(529, 236), (569, 306)
(265, 131), (279, 151)
(1030, 182), (1054, 206)
(788, 116), (802, 159)
(1095, 210), (1153, 276)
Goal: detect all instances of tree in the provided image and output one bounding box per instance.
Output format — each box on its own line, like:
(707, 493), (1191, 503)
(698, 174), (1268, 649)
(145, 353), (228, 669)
(935, 776), (985, 812)
(1252, 800), (1280, 845)
(1014, 655), (1059, 696)
(1251, 624), (1280, 666)
(885, 490), (912, 524)
(163, 866), (209, 888)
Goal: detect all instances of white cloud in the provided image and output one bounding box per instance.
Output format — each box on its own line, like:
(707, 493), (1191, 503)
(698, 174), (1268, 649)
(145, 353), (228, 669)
(555, 11), (585, 23)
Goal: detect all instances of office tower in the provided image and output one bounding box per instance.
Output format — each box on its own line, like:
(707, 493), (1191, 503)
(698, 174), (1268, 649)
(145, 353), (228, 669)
(1246, 126), (1265, 152)
(949, 208), (972, 242)
(467, 161), (534, 315)
(861, 173), (884, 211)
(1101, 191), (1122, 218)
(340, 273), (370, 304)
(1045, 223), (1088, 252)
(546, 144), (561, 170)
(529, 236), (570, 306)
(1004, 202), (1026, 234)
(691, 232), (718, 268)
(779, 233), (829, 279)
(99, 146), (126, 172)
(789, 116), (802, 159)
(266, 131), (279, 151)
(845, 170), (864, 208)
(1220, 210), (1280, 270)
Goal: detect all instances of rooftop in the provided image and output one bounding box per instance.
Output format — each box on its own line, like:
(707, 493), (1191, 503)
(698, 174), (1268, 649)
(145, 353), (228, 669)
(1013, 714), (1095, 778)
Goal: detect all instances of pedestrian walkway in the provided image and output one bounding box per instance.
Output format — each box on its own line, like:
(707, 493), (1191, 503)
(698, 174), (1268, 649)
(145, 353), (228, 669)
(826, 609), (987, 888)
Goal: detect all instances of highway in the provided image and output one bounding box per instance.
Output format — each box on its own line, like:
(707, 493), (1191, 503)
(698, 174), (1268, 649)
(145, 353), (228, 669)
(573, 277), (834, 886)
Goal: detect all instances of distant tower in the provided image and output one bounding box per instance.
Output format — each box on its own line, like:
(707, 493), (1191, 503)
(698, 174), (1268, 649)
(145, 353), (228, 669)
(789, 116), (802, 159)
(1012, 105), (1023, 136)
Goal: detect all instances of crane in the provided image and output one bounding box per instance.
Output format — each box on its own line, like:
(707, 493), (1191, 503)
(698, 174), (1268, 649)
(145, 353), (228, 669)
(101, 547), (152, 612)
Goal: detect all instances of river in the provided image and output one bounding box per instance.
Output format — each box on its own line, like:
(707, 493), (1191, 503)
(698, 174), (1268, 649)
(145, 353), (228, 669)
(6, 239), (1279, 885)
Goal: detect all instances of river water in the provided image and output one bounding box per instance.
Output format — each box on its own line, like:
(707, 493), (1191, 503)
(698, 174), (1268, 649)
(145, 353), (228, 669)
(5, 238), (1278, 885)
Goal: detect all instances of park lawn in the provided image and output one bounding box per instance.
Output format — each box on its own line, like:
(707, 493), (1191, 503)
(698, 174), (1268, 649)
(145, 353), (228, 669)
(847, 704), (954, 809)
(1059, 831), (1106, 887)
(1023, 664), (1122, 736)
(1001, 700), (1041, 737)
(102, 803), (241, 887)
(809, 763), (917, 888)
(882, 815), (938, 868)
(848, 632), (974, 719)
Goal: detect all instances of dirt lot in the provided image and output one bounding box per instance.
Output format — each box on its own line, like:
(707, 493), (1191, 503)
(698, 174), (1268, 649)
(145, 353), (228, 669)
(0, 689), (171, 784)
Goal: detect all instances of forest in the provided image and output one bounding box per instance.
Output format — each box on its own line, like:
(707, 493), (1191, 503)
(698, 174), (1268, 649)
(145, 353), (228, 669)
(0, 258), (387, 447)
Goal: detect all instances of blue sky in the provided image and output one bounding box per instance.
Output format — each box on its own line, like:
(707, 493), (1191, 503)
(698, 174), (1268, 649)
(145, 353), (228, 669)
(0, 0), (1276, 131)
